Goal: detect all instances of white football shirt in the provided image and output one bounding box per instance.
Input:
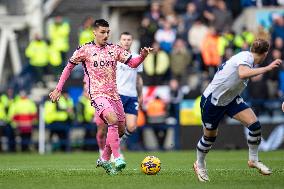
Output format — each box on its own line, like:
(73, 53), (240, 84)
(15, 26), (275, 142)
(203, 51), (254, 106)
(116, 53), (143, 97)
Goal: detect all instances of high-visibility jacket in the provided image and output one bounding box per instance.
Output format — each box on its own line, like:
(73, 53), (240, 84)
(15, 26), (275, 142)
(48, 22), (70, 52)
(79, 28), (95, 46)
(44, 101), (56, 124)
(56, 96), (74, 122)
(49, 44), (62, 66)
(218, 33), (234, 56)
(201, 34), (221, 67)
(0, 102), (6, 123)
(0, 94), (14, 123)
(77, 95), (95, 123)
(144, 51), (170, 76)
(44, 97), (74, 124)
(8, 97), (37, 130)
(0, 94), (9, 108)
(25, 40), (49, 67)
(146, 98), (167, 117)
(234, 31), (254, 49)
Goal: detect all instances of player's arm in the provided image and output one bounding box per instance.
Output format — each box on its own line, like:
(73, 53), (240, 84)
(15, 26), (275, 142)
(49, 47), (85, 102)
(238, 59), (282, 79)
(119, 47), (153, 68)
(136, 73), (143, 108)
(127, 47), (153, 68)
(282, 102), (284, 112)
(49, 62), (76, 102)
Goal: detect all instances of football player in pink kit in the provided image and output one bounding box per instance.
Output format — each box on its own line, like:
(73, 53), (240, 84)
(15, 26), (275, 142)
(49, 19), (152, 175)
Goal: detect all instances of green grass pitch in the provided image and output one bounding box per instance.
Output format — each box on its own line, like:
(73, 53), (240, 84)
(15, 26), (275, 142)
(0, 150), (283, 189)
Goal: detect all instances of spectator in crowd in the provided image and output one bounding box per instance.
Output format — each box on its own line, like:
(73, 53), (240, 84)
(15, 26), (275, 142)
(188, 18), (208, 71)
(0, 89), (15, 152)
(247, 73), (269, 116)
(138, 17), (157, 49)
(170, 38), (192, 84)
(8, 91), (37, 151)
(234, 27), (255, 51)
(155, 19), (177, 53)
(146, 95), (168, 150)
(270, 14), (284, 41)
(144, 1), (162, 26)
(201, 0), (216, 25)
(45, 90), (74, 151)
(218, 29), (235, 58)
(273, 37), (284, 58)
(161, 0), (176, 19)
(47, 40), (63, 78)
(25, 34), (49, 85)
(264, 48), (282, 99)
(211, 0), (233, 32)
(168, 79), (184, 121)
(181, 2), (199, 41)
(78, 16), (95, 45)
(48, 16), (70, 63)
(201, 27), (221, 77)
(143, 41), (170, 85)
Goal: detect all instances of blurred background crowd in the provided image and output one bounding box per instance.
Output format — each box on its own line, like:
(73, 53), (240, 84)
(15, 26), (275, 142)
(0, 0), (284, 153)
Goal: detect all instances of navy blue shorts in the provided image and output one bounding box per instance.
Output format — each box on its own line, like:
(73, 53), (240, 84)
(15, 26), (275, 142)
(120, 94), (138, 115)
(200, 94), (249, 130)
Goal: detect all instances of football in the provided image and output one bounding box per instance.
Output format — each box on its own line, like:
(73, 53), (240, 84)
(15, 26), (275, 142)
(140, 156), (161, 175)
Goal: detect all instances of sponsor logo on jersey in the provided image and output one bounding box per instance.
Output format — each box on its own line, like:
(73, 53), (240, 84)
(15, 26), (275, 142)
(93, 60), (115, 67)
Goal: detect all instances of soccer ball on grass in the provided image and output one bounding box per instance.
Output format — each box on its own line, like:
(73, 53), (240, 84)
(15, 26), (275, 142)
(141, 156), (161, 175)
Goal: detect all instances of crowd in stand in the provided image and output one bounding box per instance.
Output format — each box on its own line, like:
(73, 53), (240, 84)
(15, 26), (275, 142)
(139, 0), (284, 115)
(0, 0), (284, 152)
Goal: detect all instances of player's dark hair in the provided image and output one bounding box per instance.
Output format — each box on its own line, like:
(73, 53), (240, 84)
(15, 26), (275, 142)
(250, 38), (270, 54)
(93, 19), (109, 28)
(120, 31), (132, 37)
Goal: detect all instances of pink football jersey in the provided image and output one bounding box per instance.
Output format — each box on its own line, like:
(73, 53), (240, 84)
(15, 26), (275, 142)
(70, 42), (132, 100)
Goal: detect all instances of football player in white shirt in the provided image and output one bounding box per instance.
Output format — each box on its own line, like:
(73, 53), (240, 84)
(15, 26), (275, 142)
(96, 32), (143, 158)
(193, 39), (282, 182)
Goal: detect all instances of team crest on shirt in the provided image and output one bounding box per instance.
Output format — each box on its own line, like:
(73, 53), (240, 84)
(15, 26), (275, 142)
(108, 50), (115, 57)
(236, 97), (244, 104)
(123, 51), (129, 57)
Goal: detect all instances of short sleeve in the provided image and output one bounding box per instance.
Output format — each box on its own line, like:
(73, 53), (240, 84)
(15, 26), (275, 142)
(115, 45), (132, 64)
(69, 46), (86, 64)
(236, 52), (254, 68)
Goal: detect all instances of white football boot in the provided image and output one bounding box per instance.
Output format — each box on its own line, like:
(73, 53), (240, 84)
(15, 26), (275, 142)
(193, 161), (210, 182)
(248, 160), (272, 175)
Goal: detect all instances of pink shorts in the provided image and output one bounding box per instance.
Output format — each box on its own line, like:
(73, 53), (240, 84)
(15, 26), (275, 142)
(92, 97), (125, 125)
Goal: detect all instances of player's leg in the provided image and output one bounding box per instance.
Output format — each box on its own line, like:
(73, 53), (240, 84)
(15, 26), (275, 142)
(112, 99), (127, 171)
(232, 106), (272, 175)
(96, 110), (118, 175)
(92, 98), (119, 175)
(120, 96), (138, 144)
(194, 95), (225, 182)
(102, 110), (120, 159)
(95, 115), (107, 157)
(120, 114), (137, 143)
